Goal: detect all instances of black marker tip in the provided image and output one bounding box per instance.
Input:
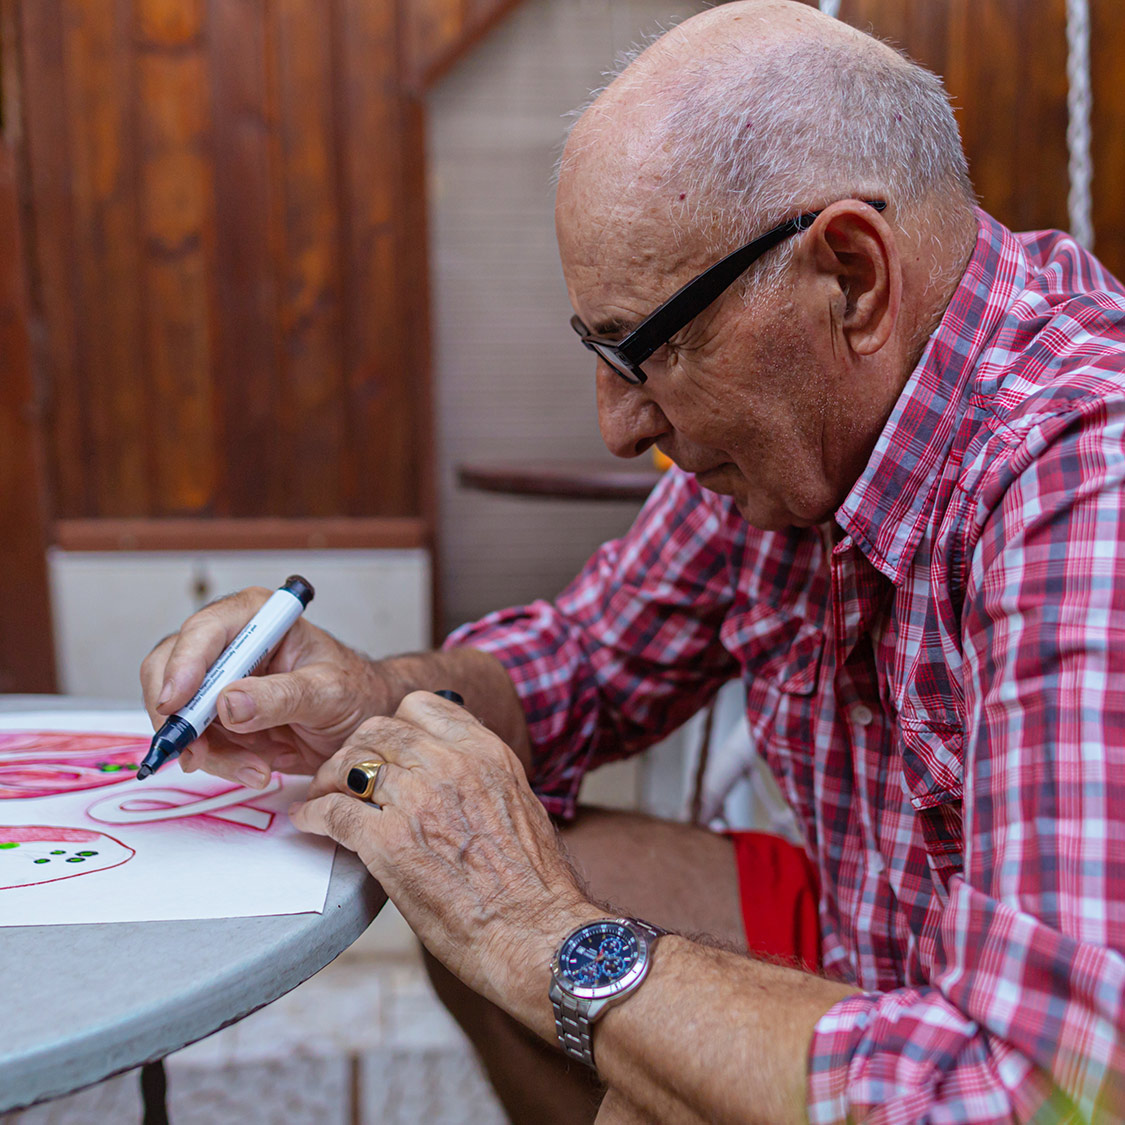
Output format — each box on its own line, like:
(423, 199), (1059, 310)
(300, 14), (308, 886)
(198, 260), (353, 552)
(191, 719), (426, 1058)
(136, 764), (153, 780)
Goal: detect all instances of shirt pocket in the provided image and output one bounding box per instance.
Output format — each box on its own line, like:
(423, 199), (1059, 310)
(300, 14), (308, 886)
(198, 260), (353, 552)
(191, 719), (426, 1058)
(899, 718), (965, 894)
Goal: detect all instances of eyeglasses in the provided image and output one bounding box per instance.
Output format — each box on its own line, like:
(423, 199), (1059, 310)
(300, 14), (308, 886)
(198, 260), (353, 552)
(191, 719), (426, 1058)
(571, 199), (887, 384)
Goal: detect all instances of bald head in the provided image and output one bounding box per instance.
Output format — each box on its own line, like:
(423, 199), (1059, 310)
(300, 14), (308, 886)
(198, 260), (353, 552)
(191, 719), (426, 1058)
(558, 0), (975, 290)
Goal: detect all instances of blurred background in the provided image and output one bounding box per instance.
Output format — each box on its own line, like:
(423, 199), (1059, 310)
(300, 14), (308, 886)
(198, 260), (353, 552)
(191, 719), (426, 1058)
(2, 0), (1124, 1121)
(4, 0), (1124, 704)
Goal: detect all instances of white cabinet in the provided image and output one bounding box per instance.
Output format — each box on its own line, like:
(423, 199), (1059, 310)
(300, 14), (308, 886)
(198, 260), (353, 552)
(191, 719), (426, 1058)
(48, 549), (431, 702)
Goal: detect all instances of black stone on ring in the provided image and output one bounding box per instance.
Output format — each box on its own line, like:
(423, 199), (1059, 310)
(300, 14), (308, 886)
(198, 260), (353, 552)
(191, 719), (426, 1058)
(434, 689), (464, 705)
(346, 760), (385, 803)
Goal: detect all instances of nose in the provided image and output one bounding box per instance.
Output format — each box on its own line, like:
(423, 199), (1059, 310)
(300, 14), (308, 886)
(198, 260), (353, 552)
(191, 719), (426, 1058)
(595, 362), (670, 459)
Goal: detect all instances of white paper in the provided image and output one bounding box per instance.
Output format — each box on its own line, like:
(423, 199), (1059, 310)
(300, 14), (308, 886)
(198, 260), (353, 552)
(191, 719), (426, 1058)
(0, 710), (336, 926)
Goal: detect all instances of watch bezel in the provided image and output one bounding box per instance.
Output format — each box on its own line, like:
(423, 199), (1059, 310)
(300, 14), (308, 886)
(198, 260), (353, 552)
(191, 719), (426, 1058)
(550, 917), (658, 1002)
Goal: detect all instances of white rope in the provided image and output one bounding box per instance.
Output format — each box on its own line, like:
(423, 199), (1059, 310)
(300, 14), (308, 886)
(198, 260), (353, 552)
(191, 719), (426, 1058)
(818, 0), (842, 20)
(1066, 0), (1094, 249)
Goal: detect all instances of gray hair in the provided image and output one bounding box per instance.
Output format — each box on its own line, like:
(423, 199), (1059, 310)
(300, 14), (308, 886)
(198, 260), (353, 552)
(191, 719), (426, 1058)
(563, 31), (976, 294)
(660, 38), (975, 287)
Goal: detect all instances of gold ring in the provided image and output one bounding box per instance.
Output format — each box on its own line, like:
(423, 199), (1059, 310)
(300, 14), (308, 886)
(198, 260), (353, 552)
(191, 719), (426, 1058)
(345, 759), (386, 803)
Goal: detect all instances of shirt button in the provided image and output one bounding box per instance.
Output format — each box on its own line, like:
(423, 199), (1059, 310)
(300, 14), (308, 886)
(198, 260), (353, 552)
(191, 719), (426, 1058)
(850, 703), (875, 727)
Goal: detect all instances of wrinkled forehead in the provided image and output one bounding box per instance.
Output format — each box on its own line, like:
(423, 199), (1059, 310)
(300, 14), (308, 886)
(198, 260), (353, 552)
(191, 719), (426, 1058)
(556, 105), (709, 317)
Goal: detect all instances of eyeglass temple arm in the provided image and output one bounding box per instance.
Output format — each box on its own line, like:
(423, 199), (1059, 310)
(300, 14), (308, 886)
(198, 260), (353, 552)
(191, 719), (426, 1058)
(622, 199), (886, 362)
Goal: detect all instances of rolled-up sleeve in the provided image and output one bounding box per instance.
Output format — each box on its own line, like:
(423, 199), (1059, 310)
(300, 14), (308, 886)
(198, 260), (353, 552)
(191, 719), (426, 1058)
(444, 468), (740, 818)
(809, 400), (1125, 1122)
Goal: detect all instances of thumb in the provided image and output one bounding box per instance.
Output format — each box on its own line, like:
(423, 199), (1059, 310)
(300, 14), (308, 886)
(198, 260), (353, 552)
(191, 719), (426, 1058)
(217, 666), (341, 734)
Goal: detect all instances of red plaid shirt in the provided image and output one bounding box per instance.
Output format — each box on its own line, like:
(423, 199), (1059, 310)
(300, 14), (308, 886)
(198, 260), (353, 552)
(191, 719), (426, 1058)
(447, 211), (1125, 1122)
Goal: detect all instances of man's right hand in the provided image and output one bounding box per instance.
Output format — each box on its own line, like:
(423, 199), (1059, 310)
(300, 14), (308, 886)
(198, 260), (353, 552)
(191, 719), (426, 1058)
(139, 586), (391, 789)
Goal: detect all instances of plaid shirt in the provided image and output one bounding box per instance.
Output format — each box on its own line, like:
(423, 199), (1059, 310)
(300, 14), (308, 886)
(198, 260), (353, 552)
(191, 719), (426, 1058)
(447, 211), (1125, 1122)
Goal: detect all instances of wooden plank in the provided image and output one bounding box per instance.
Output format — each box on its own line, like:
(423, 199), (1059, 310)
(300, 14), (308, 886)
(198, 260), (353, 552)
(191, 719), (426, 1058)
(0, 111), (56, 689)
(335, 0), (417, 517)
(268, 0), (346, 517)
(17, 0), (85, 517)
(839, 0), (950, 78)
(63, 0), (150, 516)
(959, 0), (1068, 232)
(207, 0), (280, 517)
(135, 0), (217, 515)
(55, 516), (427, 551)
(1090, 0), (1125, 280)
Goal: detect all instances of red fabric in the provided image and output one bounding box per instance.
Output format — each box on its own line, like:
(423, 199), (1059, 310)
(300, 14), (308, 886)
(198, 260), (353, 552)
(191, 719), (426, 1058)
(726, 831), (821, 971)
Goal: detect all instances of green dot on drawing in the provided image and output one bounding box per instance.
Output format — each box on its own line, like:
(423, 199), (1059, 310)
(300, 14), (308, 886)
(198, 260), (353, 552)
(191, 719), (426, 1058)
(34, 858), (50, 864)
(76, 851), (98, 857)
(50, 850), (65, 855)
(0, 842), (18, 849)
(66, 857), (85, 863)
(99, 763), (123, 772)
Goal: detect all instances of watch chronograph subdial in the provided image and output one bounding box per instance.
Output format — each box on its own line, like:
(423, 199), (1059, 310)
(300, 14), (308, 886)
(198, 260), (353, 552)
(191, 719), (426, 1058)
(598, 935), (626, 957)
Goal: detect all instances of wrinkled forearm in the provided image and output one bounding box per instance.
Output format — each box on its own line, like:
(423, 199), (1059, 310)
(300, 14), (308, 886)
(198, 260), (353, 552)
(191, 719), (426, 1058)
(592, 939), (856, 1125)
(495, 925), (857, 1125)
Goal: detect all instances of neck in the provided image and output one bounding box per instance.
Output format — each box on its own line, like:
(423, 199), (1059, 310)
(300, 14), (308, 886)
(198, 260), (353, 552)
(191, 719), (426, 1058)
(900, 206), (977, 372)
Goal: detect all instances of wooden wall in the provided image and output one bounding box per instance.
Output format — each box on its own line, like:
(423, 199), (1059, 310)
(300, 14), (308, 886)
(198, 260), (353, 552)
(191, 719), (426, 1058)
(0, 1), (55, 691)
(18, 0), (427, 524)
(3, 0), (1125, 690)
(0, 0), (522, 689)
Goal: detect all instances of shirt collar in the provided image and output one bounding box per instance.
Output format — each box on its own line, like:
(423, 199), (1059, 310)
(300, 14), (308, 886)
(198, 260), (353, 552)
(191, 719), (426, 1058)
(835, 210), (1029, 584)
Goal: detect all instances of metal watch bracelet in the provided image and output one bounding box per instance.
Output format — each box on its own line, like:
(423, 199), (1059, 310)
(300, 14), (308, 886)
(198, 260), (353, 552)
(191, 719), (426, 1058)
(552, 986), (599, 1068)
(550, 918), (666, 1069)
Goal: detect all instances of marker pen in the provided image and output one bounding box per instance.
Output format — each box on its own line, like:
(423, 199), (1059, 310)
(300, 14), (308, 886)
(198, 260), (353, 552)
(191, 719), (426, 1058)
(137, 575), (315, 779)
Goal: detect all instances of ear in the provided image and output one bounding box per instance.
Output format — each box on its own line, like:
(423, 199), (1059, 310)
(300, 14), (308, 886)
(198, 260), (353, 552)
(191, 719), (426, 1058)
(805, 200), (900, 358)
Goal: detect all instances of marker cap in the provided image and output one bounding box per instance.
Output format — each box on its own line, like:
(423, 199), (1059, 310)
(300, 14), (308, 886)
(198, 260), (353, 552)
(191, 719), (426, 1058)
(281, 575), (315, 608)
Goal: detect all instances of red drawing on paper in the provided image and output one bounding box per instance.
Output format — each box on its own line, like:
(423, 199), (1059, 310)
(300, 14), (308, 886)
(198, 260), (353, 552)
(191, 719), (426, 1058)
(0, 731), (149, 800)
(0, 825), (135, 890)
(86, 778), (280, 832)
(0, 731), (279, 833)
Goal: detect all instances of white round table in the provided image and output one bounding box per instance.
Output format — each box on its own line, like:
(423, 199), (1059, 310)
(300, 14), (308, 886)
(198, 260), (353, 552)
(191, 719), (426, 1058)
(0, 696), (387, 1115)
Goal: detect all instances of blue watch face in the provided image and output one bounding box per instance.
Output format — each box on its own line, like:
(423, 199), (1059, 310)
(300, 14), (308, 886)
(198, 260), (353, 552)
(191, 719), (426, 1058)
(558, 922), (641, 989)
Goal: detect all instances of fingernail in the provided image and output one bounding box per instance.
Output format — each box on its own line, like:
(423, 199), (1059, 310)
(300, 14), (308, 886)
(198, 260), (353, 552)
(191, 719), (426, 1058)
(224, 691), (255, 725)
(157, 680), (174, 709)
(287, 801), (303, 818)
(237, 766), (267, 789)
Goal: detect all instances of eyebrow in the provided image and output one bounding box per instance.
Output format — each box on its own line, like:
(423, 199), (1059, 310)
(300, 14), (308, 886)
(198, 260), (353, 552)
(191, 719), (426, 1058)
(590, 316), (635, 339)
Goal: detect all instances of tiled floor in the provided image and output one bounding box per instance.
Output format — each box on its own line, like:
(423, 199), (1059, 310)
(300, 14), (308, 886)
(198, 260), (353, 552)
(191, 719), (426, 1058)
(3, 944), (507, 1125)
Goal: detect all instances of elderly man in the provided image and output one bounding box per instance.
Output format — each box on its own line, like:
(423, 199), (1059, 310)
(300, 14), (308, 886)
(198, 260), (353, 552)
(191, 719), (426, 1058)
(143, 2), (1125, 1121)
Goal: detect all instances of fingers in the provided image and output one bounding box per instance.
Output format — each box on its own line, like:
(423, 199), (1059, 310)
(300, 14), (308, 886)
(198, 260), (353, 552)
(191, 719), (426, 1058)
(181, 738), (277, 790)
(290, 791), (385, 867)
(140, 587), (273, 717)
(215, 663), (349, 736)
(300, 691), (506, 799)
(395, 690), (506, 753)
(303, 722), (413, 802)
(139, 633), (177, 728)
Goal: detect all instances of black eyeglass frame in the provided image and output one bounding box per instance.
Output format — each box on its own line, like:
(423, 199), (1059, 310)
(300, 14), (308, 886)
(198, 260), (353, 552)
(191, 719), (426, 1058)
(571, 199), (887, 384)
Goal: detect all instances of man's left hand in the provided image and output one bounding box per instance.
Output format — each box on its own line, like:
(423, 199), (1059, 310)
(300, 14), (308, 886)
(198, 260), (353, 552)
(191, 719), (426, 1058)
(289, 690), (601, 1026)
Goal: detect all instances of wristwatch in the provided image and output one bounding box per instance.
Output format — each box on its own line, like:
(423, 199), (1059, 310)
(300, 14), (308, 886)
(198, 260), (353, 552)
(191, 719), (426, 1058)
(549, 916), (666, 1068)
